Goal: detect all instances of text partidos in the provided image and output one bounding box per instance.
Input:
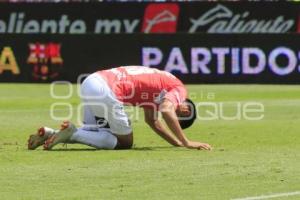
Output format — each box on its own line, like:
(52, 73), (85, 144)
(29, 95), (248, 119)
(142, 46), (300, 75)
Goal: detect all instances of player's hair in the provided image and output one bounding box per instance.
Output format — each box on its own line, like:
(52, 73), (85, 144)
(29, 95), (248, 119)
(178, 98), (197, 129)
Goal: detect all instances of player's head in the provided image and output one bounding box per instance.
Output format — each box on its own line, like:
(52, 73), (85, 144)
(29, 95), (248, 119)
(176, 98), (197, 129)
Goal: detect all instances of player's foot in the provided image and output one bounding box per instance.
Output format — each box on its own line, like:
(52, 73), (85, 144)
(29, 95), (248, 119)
(28, 127), (56, 150)
(43, 121), (77, 150)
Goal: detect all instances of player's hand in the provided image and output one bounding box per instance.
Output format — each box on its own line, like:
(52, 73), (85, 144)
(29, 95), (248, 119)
(175, 141), (184, 147)
(185, 141), (212, 150)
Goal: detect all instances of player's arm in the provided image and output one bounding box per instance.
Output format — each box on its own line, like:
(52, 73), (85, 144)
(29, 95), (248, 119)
(143, 108), (183, 147)
(160, 99), (211, 150)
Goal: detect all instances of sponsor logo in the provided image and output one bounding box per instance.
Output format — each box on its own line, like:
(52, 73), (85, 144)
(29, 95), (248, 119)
(0, 47), (20, 75)
(142, 3), (179, 33)
(189, 4), (294, 33)
(27, 42), (63, 80)
(0, 4), (296, 34)
(0, 3), (180, 34)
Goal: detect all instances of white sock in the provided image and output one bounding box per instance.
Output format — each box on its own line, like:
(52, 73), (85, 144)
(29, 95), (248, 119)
(43, 127), (59, 135)
(70, 127), (117, 150)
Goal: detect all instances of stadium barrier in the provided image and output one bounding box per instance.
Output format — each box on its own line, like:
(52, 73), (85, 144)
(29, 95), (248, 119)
(0, 2), (300, 83)
(0, 2), (298, 34)
(1, 34), (300, 83)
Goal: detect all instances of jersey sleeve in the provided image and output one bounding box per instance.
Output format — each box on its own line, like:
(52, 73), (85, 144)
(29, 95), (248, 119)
(163, 86), (187, 108)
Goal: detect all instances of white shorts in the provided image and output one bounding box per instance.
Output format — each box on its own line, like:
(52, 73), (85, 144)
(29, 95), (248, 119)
(80, 73), (132, 135)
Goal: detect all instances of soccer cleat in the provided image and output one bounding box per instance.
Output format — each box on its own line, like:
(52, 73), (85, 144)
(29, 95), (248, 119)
(43, 121), (77, 150)
(27, 127), (56, 150)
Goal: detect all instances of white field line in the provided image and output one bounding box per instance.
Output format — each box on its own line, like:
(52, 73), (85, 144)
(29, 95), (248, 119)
(232, 191), (300, 200)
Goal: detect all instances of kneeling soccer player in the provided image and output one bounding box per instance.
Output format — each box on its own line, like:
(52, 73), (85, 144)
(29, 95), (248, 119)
(28, 66), (212, 150)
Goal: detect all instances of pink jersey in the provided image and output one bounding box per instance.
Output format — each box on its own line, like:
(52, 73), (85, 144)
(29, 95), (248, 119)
(97, 66), (187, 109)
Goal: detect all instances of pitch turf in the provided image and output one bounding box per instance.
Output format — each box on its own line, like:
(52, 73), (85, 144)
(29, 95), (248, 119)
(0, 84), (299, 200)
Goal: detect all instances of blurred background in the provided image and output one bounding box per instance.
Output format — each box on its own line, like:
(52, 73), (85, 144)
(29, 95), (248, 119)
(0, 0), (299, 84)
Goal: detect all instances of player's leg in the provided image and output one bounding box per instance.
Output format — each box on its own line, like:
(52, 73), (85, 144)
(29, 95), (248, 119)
(69, 103), (118, 149)
(70, 127), (117, 149)
(88, 89), (133, 149)
(81, 100), (100, 131)
(81, 73), (134, 149)
(44, 73), (133, 150)
(80, 101), (133, 149)
(114, 133), (133, 149)
(44, 74), (119, 150)
(43, 120), (118, 150)
(102, 102), (133, 149)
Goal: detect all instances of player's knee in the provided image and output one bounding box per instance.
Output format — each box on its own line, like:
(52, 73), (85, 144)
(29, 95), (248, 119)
(115, 133), (133, 150)
(117, 140), (133, 149)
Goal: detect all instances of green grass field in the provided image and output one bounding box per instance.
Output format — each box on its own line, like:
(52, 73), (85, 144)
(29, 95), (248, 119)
(0, 84), (299, 200)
